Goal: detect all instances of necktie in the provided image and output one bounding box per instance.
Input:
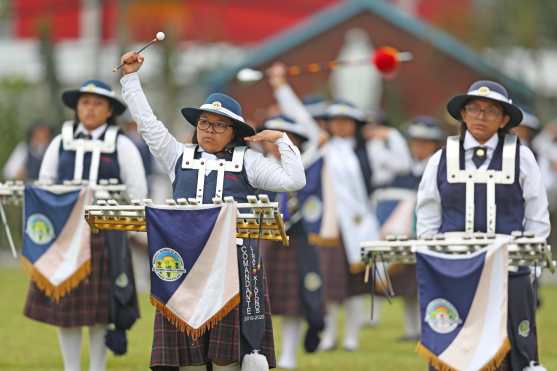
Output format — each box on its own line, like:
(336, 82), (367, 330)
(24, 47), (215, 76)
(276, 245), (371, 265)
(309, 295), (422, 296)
(75, 132), (92, 140)
(472, 146), (487, 168)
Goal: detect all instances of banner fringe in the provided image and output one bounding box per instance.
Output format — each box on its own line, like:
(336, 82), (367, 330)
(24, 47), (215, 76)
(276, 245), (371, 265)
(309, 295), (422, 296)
(151, 293), (241, 340)
(20, 256), (91, 302)
(416, 338), (510, 371)
(349, 262), (366, 274)
(308, 234), (340, 247)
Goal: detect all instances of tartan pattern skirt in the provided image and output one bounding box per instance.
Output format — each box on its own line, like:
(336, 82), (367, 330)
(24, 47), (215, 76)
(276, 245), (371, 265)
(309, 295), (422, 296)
(23, 233), (110, 327)
(150, 271), (276, 368)
(319, 243), (369, 303)
(262, 234), (305, 316)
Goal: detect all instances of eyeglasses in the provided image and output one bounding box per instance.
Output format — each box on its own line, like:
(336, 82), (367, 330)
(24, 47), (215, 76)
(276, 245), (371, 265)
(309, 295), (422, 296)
(197, 118), (233, 133)
(464, 105), (503, 120)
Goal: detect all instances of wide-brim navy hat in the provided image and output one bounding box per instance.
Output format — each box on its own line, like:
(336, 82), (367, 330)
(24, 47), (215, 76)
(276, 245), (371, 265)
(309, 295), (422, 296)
(326, 100), (366, 125)
(62, 80), (127, 116)
(303, 95), (329, 120)
(405, 116), (445, 141)
(447, 80), (523, 128)
(181, 93), (255, 138)
(263, 115), (309, 142)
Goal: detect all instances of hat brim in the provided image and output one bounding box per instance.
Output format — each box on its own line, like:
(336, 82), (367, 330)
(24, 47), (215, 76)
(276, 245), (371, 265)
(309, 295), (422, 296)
(181, 107), (256, 138)
(62, 90), (127, 116)
(263, 122), (309, 142)
(447, 94), (523, 128)
(327, 114), (366, 126)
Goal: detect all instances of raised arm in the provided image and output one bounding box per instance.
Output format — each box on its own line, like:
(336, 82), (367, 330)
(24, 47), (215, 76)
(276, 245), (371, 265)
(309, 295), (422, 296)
(267, 63), (323, 146)
(119, 52), (182, 179)
(244, 130), (306, 192)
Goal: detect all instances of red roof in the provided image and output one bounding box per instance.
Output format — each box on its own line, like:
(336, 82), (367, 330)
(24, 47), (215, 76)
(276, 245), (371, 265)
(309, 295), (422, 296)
(12, 0), (472, 44)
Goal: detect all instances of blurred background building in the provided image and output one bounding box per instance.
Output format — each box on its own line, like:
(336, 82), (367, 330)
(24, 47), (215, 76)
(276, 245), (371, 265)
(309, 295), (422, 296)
(0, 0), (556, 167)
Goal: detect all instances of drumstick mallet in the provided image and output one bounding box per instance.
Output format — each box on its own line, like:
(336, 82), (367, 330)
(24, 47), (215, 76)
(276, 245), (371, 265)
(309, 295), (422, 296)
(112, 31), (166, 72)
(236, 46), (413, 83)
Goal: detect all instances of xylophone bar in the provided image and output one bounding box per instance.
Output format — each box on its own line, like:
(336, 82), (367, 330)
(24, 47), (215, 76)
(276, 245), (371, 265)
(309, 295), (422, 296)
(0, 179), (127, 204)
(84, 194), (290, 246)
(361, 232), (556, 273)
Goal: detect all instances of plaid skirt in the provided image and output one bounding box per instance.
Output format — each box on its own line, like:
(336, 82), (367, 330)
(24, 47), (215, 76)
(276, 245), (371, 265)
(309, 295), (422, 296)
(23, 233), (110, 327)
(263, 234), (305, 316)
(387, 264), (417, 298)
(150, 272), (276, 368)
(319, 244), (369, 303)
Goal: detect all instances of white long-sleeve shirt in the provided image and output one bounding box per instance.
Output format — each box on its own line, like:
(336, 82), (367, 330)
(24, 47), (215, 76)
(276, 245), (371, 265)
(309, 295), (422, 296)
(39, 123), (148, 200)
(120, 72), (305, 193)
(416, 131), (550, 239)
(273, 84), (411, 185)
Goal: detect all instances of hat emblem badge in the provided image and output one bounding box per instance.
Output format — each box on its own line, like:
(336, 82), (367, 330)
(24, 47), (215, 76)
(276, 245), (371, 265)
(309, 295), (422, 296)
(477, 86), (491, 96)
(211, 101), (222, 109)
(85, 83), (97, 92)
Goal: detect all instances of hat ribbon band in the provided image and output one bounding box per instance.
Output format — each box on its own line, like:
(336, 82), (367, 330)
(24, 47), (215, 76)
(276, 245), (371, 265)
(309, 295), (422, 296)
(327, 104), (365, 121)
(79, 85), (116, 97)
(468, 89), (511, 104)
(199, 103), (245, 122)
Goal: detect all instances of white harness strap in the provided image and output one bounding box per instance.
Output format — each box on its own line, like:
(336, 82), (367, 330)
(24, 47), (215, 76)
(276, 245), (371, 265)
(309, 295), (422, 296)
(61, 122), (119, 185)
(446, 134), (518, 234)
(181, 145), (246, 203)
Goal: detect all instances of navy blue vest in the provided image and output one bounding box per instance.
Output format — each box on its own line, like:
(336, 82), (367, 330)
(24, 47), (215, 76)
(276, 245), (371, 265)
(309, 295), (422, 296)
(57, 125), (122, 183)
(437, 135), (524, 234)
(172, 147), (256, 203)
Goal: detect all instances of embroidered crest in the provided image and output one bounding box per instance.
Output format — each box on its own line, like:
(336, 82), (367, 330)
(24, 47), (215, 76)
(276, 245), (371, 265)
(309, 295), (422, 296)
(211, 101), (222, 109)
(152, 248), (186, 282)
(26, 214), (55, 245)
(425, 298), (462, 334)
(302, 196), (322, 223)
(518, 320), (530, 338)
(304, 272), (322, 292)
(115, 273), (129, 288)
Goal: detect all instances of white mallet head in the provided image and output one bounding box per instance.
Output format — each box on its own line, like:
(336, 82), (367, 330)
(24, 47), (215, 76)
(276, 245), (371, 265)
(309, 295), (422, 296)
(156, 32), (166, 41)
(237, 68), (263, 83)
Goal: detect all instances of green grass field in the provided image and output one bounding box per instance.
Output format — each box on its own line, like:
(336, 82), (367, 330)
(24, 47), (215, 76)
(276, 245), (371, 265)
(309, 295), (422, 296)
(1, 267), (556, 370)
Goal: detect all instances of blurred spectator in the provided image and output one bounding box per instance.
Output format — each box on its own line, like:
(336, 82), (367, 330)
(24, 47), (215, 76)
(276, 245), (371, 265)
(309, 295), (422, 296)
(3, 122), (53, 180)
(512, 109), (541, 149)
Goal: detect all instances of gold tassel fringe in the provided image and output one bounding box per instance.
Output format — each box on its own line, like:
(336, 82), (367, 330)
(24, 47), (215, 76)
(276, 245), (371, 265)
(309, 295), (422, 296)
(20, 256), (91, 302)
(308, 233), (340, 247)
(416, 338), (510, 371)
(151, 293), (241, 340)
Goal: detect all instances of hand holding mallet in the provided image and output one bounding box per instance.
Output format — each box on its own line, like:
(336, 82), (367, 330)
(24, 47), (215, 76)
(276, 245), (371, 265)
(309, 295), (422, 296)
(113, 31), (165, 72)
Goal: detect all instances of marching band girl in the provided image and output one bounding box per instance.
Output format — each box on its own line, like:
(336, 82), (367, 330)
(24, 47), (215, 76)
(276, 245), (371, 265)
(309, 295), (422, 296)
(416, 80), (549, 371)
(260, 114), (326, 369)
(24, 79), (147, 371)
(119, 51), (306, 371)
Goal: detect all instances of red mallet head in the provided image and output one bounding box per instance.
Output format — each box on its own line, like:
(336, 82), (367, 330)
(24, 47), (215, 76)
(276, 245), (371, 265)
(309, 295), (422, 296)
(372, 47), (400, 75)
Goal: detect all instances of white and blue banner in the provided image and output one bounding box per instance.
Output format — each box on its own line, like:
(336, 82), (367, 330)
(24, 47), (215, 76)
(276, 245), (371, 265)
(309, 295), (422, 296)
(147, 203), (239, 339)
(22, 186), (92, 301)
(416, 236), (510, 371)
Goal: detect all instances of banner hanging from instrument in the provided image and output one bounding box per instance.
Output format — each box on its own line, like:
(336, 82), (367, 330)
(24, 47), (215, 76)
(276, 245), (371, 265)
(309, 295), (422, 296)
(416, 236), (510, 371)
(21, 186), (93, 301)
(147, 203), (239, 339)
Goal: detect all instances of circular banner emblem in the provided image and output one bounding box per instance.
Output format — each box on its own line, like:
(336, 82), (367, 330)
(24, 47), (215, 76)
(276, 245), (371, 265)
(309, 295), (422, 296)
(26, 214), (55, 245)
(304, 272), (322, 292)
(518, 320), (530, 338)
(152, 248), (186, 282)
(425, 298), (462, 334)
(302, 196), (322, 223)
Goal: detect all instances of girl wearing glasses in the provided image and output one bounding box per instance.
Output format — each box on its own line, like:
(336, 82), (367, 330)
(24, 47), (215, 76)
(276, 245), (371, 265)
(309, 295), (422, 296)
(416, 80), (549, 370)
(119, 52), (305, 371)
